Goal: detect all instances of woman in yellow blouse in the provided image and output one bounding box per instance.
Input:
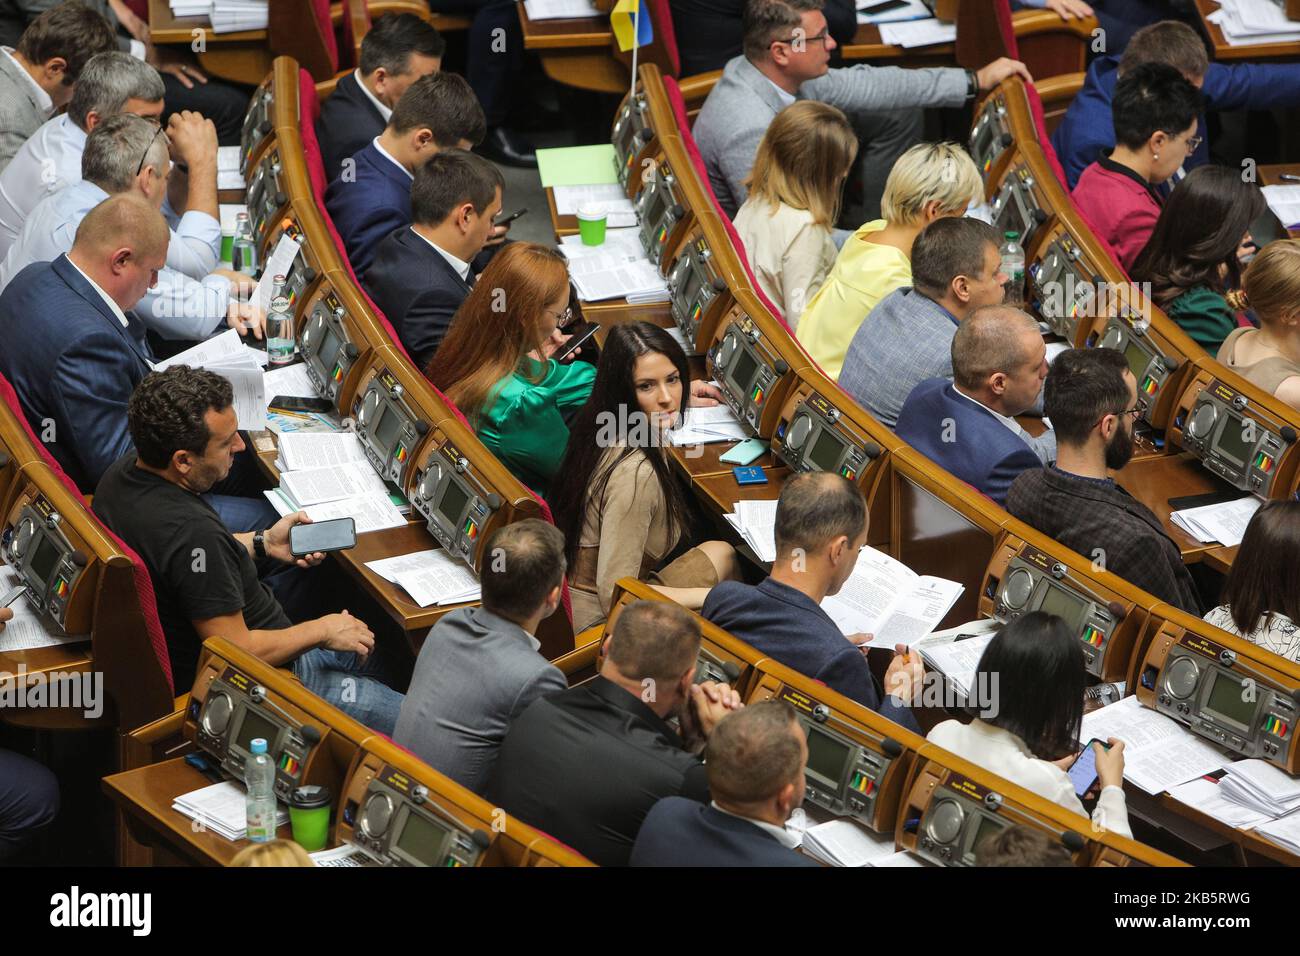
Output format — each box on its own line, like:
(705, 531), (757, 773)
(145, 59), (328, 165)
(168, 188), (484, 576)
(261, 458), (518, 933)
(426, 243), (595, 496)
(797, 141), (983, 379)
(551, 322), (739, 633)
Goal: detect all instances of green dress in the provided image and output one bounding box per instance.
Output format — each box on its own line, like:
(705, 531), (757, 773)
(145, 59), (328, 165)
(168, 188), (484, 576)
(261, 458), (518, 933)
(476, 357), (596, 495)
(1165, 285), (1238, 355)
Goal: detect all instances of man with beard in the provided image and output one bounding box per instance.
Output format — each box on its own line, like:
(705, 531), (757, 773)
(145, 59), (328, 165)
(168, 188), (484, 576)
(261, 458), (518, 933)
(1006, 348), (1201, 613)
(92, 367), (407, 730)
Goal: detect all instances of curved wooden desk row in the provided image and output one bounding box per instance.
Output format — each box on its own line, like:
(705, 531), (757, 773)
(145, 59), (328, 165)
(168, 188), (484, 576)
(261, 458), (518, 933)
(590, 579), (1186, 867)
(103, 637), (591, 867)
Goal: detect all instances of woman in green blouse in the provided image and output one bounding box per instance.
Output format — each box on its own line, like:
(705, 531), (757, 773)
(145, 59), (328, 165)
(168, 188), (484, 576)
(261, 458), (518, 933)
(427, 242), (595, 494)
(1131, 165), (1264, 354)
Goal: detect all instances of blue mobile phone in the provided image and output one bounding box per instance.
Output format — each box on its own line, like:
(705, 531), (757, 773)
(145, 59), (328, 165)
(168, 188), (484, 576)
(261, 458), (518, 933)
(1068, 739), (1107, 796)
(733, 465), (768, 485)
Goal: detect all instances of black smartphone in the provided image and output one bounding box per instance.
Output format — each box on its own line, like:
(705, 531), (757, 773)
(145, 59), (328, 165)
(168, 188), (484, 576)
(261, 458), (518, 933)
(1068, 738), (1108, 797)
(861, 0), (910, 14)
(554, 324), (600, 362)
(288, 517), (357, 556)
(495, 207), (528, 226)
(270, 395), (334, 414)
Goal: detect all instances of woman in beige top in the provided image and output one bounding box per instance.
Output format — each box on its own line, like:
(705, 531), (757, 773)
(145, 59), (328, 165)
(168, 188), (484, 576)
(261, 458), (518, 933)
(733, 101), (857, 330)
(551, 322), (739, 633)
(1217, 239), (1300, 409)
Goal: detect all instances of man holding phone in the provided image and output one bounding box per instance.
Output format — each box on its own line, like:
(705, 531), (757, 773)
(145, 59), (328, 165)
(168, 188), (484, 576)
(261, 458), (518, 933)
(93, 366), (407, 733)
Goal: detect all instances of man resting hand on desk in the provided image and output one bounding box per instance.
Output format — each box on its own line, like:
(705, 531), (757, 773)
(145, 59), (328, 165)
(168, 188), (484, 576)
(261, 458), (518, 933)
(93, 366), (407, 733)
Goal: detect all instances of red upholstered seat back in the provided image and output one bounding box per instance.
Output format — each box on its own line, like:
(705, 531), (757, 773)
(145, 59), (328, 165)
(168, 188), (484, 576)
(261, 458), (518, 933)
(661, 77), (789, 328)
(311, 0), (340, 74)
(647, 0), (680, 77)
(994, 0), (1019, 58)
(0, 373), (173, 694)
(298, 69), (329, 200)
(1025, 82), (1068, 189)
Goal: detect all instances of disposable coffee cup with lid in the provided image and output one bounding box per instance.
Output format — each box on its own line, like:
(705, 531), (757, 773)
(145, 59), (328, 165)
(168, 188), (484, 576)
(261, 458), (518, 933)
(577, 203), (607, 246)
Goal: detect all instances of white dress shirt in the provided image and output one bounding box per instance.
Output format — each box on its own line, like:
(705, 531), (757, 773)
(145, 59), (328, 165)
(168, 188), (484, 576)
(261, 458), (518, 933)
(354, 69), (393, 122)
(0, 47), (52, 116)
(410, 227), (471, 281)
(928, 719), (1133, 839)
(710, 802), (803, 850)
(64, 255), (128, 328)
(372, 136), (413, 181)
(1, 179), (230, 341)
(0, 113), (84, 254)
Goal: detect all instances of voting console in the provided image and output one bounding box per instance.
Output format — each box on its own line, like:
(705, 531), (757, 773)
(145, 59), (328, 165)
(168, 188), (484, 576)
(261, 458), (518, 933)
(706, 289), (808, 436)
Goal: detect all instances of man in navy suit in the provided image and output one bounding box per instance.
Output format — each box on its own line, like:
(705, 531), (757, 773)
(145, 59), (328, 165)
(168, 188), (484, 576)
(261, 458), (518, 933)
(0, 194), (166, 491)
(632, 700), (818, 867)
(896, 305), (1054, 506)
(316, 13), (444, 184)
(324, 71), (490, 277)
(704, 472), (923, 732)
(363, 149), (502, 369)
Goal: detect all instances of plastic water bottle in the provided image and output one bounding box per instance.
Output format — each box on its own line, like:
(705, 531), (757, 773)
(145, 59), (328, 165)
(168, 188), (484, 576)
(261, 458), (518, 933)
(244, 737), (277, 843)
(232, 212), (258, 276)
(266, 274), (294, 366)
(1000, 230), (1025, 305)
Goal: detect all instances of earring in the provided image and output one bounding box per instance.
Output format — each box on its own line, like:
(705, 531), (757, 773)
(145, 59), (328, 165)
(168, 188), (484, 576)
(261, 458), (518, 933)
(1152, 153), (1159, 161)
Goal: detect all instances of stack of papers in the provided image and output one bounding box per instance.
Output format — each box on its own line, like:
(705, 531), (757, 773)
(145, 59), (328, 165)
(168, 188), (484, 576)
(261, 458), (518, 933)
(915, 624), (1000, 700)
(723, 499), (778, 562)
(1218, 759), (1300, 818)
(559, 227), (644, 261)
(169, 0), (213, 15)
(364, 550), (481, 608)
(822, 547), (966, 648)
(172, 781), (286, 842)
(668, 405), (749, 445)
(1079, 696), (1228, 795)
(1262, 184), (1300, 229)
(310, 844), (379, 867)
(1256, 812), (1300, 854)
(156, 329), (269, 430)
(217, 146), (244, 190)
(266, 433), (408, 534)
(553, 185), (636, 229)
(277, 432), (369, 471)
(0, 566), (88, 651)
(1170, 496), (1260, 547)
(1168, 776), (1275, 830)
(797, 819), (898, 866)
(523, 0), (600, 21)
(1207, 0), (1300, 45)
(568, 253), (669, 304)
(209, 0), (269, 33)
(878, 18), (956, 47)
(264, 363), (320, 402)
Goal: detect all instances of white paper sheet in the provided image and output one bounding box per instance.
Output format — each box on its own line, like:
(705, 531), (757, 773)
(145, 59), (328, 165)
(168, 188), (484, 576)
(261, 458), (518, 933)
(279, 461), (392, 508)
(523, 0), (600, 20)
(1168, 776), (1273, 830)
(821, 546), (963, 647)
(1170, 496), (1261, 547)
(0, 567), (89, 651)
(251, 234), (302, 313)
(364, 549), (481, 608)
(1079, 696), (1228, 795)
(264, 363), (321, 400)
(277, 432), (368, 471)
(878, 17), (956, 47)
(1262, 184), (1300, 228)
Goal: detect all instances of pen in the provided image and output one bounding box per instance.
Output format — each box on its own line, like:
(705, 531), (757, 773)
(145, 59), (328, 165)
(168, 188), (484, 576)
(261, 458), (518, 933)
(1280, 173), (1300, 182)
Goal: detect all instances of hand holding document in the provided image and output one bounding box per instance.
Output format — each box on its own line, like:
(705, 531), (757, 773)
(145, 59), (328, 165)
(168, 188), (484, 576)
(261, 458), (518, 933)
(1170, 496), (1260, 547)
(1079, 696), (1227, 794)
(364, 550), (481, 607)
(821, 546), (965, 648)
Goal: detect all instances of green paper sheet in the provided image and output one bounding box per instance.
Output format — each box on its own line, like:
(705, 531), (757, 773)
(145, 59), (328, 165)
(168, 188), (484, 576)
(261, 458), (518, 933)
(537, 144), (620, 188)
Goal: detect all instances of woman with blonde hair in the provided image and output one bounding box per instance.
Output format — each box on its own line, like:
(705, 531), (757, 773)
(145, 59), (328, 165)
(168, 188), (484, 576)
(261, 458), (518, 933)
(733, 101), (857, 329)
(1217, 239), (1300, 409)
(426, 242), (596, 495)
(796, 141), (982, 379)
(230, 839), (315, 867)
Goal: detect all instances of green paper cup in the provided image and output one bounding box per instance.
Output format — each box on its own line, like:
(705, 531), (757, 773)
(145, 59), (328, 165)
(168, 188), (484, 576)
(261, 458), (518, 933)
(577, 203), (607, 246)
(288, 784), (332, 852)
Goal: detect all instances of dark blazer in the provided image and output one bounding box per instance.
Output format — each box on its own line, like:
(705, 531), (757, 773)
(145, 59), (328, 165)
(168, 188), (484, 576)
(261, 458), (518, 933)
(323, 141), (411, 277)
(0, 255), (152, 491)
(316, 71), (387, 186)
(1006, 466), (1202, 614)
(486, 676), (709, 867)
(702, 577), (920, 733)
(363, 226), (472, 370)
(630, 796), (818, 867)
(896, 379), (1044, 506)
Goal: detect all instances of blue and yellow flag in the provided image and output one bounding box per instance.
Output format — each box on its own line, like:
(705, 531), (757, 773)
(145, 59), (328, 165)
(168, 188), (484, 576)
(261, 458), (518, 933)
(611, 0), (653, 52)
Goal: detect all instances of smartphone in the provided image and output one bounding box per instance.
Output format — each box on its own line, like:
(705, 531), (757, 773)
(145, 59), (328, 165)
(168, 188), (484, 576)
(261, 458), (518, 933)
(719, 437), (767, 466)
(1, 583), (27, 608)
(554, 324), (600, 362)
(288, 517), (357, 556)
(1068, 738), (1107, 797)
(270, 395), (334, 414)
(861, 0), (910, 14)
(495, 207), (528, 226)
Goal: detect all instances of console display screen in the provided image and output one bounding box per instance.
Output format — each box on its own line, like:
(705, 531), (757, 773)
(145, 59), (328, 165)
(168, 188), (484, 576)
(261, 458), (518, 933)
(805, 725), (852, 786)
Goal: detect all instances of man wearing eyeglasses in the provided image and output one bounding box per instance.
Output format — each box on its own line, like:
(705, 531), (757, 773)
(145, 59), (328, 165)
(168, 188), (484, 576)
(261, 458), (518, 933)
(1006, 347), (1202, 615)
(695, 0), (1030, 222)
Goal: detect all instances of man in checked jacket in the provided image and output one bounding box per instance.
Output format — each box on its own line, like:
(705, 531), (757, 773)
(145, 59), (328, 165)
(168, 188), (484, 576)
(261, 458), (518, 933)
(1007, 347), (1202, 614)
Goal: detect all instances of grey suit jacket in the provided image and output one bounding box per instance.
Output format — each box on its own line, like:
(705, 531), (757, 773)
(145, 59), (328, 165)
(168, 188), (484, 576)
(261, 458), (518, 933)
(392, 606), (568, 796)
(0, 51), (46, 173)
(694, 55), (968, 217)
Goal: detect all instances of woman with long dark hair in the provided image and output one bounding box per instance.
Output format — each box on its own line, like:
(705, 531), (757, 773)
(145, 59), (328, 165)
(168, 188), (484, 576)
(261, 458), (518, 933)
(928, 612), (1132, 837)
(551, 322), (738, 632)
(1130, 164), (1265, 354)
(1204, 500), (1300, 663)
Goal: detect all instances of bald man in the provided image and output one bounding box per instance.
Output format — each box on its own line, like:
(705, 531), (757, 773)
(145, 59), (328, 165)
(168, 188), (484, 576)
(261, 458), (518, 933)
(0, 194), (167, 491)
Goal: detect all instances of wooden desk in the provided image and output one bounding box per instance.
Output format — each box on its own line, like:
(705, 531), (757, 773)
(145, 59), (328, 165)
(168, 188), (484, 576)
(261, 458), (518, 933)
(584, 299), (674, 339)
(1196, 0), (1300, 62)
(841, 23), (955, 64)
(1114, 452), (1236, 563)
(104, 757), (297, 866)
(0, 641), (94, 729)
(1149, 788), (1298, 866)
(519, 7), (627, 94)
(669, 442), (778, 480)
(148, 0), (273, 85)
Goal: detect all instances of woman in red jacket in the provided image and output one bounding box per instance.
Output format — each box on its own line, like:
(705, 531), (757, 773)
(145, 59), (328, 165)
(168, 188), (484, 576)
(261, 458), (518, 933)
(1071, 62), (1202, 271)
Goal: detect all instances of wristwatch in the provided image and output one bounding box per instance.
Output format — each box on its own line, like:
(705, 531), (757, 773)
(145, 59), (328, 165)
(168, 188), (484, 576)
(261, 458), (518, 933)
(253, 530), (267, 559)
(965, 69), (980, 102)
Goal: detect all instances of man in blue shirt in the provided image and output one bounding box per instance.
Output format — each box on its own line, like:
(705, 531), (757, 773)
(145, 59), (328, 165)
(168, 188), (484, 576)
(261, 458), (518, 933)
(1054, 19), (1300, 189)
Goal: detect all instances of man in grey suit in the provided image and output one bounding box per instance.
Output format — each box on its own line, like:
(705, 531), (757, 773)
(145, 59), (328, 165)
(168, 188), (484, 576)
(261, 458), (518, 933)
(0, 2), (115, 170)
(393, 519), (568, 796)
(695, 0), (1030, 220)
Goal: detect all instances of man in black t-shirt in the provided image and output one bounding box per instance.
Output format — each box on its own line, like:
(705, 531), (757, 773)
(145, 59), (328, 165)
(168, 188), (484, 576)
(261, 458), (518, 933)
(93, 367), (406, 733)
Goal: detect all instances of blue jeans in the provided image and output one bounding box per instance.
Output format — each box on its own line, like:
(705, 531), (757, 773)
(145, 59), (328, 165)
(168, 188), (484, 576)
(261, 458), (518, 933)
(0, 749), (58, 861)
(292, 646), (405, 736)
(205, 493), (280, 533)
